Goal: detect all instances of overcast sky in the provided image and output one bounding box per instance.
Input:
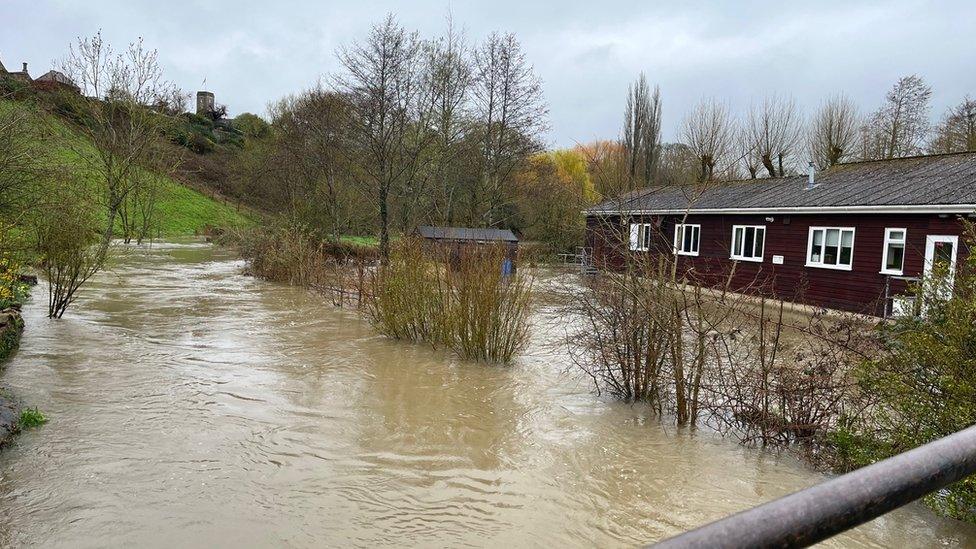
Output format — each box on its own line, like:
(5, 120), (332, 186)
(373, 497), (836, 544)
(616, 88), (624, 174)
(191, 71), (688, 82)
(2, 0), (974, 147)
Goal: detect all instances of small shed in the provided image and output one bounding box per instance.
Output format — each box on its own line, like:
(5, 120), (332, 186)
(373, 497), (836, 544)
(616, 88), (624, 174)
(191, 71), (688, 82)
(416, 226), (519, 275)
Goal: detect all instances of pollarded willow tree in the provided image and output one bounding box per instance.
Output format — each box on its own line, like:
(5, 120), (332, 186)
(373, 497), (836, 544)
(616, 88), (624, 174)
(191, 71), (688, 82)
(929, 96), (976, 154)
(809, 94), (860, 169)
(266, 86), (365, 241)
(681, 99), (734, 183)
(746, 94), (804, 177)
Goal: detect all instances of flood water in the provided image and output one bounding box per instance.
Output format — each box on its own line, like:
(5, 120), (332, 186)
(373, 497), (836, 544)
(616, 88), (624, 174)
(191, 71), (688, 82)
(1, 241), (974, 548)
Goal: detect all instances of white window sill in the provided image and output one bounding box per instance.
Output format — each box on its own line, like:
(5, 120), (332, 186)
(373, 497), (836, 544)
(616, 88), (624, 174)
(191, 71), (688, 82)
(675, 251), (700, 257)
(805, 262), (853, 271)
(731, 256), (763, 263)
(880, 270), (904, 276)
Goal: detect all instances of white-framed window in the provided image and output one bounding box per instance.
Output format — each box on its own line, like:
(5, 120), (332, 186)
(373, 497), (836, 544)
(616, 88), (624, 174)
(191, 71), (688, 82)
(881, 228), (907, 275)
(629, 223), (654, 251)
(806, 227), (855, 270)
(730, 225), (765, 262)
(673, 224), (701, 256)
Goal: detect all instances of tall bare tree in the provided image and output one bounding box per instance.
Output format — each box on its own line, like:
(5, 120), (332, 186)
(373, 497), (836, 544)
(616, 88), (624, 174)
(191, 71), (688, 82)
(337, 14), (433, 260)
(746, 95), (803, 177)
(471, 31), (547, 226)
(860, 75), (932, 159)
(681, 99), (734, 183)
(622, 73), (662, 188)
(424, 15), (473, 224)
(809, 94), (860, 169)
(929, 96), (976, 154)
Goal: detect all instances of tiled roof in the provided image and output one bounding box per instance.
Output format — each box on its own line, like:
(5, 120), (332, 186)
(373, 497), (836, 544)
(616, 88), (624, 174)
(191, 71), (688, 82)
(35, 70), (76, 86)
(587, 152), (976, 215)
(417, 226), (519, 242)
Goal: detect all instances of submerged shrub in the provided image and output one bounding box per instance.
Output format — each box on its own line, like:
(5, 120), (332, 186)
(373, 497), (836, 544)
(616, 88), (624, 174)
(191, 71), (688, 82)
(365, 238), (532, 364)
(364, 239), (441, 342)
(566, 246), (872, 439)
(230, 221), (377, 307)
(442, 245), (532, 363)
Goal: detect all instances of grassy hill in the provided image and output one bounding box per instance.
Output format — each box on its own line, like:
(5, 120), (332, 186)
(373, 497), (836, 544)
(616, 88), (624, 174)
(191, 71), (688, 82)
(1, 97), (251, 238)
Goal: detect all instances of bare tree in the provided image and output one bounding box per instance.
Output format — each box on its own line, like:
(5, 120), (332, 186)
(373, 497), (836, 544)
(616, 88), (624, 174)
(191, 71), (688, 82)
(861, 75), (932, 159)
(746, 95), (803, 177)
(424, 14), (473, 224)
(738, 127), (762, 179)
(337, 14), (433, 260)
(53, 31), (179, 316)
(268, 86), (362, 240)
(622, 73), (662, 188)
(929, 96), (976, 154)
(681, 99), (734, 182)
(809, 94), (860, 169)
(471, 31), (548, 226)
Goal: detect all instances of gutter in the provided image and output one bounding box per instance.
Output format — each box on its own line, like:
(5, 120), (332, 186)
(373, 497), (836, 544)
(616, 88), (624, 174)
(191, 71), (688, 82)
(584, 204), (976, 216)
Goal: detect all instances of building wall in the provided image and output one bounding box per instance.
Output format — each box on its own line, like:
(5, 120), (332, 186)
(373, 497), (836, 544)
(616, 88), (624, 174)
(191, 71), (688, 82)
(196, 91), (215, 115)
(586, 212), (970, 315)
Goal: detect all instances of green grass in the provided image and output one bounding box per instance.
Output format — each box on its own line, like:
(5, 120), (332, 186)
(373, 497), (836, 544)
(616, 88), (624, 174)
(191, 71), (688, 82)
(340, 235), (379, 247)
(18, 407), (47, 429)
(1, 98), (251, 238)
(152, 184), (251, 236)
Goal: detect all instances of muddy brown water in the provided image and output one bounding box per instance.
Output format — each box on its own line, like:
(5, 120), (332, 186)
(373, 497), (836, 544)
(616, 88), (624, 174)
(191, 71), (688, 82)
(1, 241), (974, 548)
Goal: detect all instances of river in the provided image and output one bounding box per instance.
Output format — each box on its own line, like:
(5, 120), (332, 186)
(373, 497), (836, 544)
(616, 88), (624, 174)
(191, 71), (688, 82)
(0, 241), (973, 548)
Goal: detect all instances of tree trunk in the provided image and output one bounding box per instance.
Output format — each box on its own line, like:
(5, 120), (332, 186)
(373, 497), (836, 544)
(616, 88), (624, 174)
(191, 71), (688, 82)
(379, 182), (390, 263)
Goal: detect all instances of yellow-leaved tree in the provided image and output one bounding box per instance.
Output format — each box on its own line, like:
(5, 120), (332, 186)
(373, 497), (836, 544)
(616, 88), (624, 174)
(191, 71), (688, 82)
(515, 148), (600, 254)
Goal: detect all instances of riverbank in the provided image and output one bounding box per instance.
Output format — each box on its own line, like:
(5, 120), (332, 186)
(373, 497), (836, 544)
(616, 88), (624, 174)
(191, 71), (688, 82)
(0, 307), (24, 447)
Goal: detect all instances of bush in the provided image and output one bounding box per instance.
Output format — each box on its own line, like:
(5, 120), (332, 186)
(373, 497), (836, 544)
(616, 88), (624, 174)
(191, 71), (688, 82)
(0, 76), (37, 101)
(233, 112), (271, 139)
(365, 238), (532, 363)
(18, 407), (47, 429)
(188, 132), (215, 154)
(835, 226), (976, 521)
(565, 246), (873, 436)
(0, 256), (30, 309)
(231, 222), (377, 306)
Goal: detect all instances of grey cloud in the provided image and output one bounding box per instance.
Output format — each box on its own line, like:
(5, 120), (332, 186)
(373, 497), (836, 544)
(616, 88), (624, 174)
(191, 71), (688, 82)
(2, 0), (973, 147)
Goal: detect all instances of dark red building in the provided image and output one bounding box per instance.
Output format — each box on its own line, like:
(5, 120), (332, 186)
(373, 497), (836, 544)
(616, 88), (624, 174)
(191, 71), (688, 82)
(585, 152), (976, 316)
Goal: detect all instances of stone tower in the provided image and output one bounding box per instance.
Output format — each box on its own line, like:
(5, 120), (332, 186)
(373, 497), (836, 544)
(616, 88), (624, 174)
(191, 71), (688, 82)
(196, 91), (215, 115)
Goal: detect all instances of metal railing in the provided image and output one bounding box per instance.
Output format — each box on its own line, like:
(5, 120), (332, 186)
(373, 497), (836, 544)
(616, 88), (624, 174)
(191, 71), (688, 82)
(650, 424), (976, 548)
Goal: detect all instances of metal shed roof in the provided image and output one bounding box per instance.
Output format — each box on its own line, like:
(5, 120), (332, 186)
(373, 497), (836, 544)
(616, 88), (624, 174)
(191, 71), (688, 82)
(587, 152), (976, 215)
(417, 226), (519, 242)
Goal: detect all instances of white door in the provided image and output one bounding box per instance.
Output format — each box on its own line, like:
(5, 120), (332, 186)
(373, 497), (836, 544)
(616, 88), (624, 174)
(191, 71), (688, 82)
(924, 235), (959, 299)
